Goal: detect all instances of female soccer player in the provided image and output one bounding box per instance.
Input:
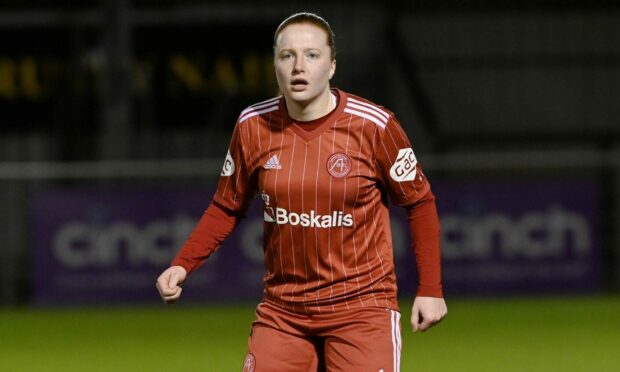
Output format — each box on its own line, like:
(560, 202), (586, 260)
(156, 12), (447, 371)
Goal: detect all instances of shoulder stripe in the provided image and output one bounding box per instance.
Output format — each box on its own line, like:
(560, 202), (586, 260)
(240, 96), (281, 116)
(347, 97), (390, 121)
(239, 104), (279, 123)
(344, 108), (387, 129)
(346, 102), (389, 124)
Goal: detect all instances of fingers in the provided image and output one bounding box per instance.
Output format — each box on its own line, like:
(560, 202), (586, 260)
(412, 309), (441, 332)
(411, 297), (448, 333)
(162, 287), (183, 304)
(168, 270), (180, 289)
(411, 305), (420, 333)
(156, 279), (181, 303)
(156, 267), (186, 304)
(418, 313), (443, 332)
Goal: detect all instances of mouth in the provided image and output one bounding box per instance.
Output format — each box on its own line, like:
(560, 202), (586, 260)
(290, 78), (309, 90)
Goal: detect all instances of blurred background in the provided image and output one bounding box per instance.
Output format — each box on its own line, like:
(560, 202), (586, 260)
(2, 0), (618, 306)
(0, 0), (619, 370)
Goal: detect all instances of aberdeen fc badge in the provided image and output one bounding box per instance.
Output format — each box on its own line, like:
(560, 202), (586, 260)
(327, 153), (351, 178)
(242, 353), (256, 372)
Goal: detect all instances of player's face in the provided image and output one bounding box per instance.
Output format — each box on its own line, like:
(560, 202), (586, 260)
(274, 23), (336, 107)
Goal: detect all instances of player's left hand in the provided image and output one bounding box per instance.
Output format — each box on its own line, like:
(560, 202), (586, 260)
(411, 296), (447, 332)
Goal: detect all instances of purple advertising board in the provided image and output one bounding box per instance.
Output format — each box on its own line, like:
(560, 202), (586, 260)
(32, 187), (267, 304)
(432, 179), (601, 295)
(32, 179), (601, 304)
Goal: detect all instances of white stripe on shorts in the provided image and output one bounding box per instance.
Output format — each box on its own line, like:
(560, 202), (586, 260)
(390, 310), (401, 372)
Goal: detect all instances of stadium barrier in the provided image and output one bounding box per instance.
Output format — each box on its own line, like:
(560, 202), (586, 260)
(0, 148), (618, 305)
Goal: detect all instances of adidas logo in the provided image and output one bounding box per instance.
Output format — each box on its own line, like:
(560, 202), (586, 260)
(263, 154), (282, 170)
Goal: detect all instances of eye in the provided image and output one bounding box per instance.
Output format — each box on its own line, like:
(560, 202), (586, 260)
(280, 53), (293, 60)
(307, 52), (320, 59)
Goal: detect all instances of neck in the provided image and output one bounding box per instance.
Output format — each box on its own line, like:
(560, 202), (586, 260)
(285, 88), (335, 121)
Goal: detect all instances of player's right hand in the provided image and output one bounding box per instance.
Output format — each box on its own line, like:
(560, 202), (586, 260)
(156, 266), (187, 304)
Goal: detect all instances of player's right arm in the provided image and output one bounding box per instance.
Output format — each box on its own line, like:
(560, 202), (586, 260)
(155, 119), (255, 304)
(155, 202), (240, 304)
(156, 265), (187, 304)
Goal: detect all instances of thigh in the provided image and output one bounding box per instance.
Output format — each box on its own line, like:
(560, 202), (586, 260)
(244, 325), (319, 372)
(323, 308), (401, 372)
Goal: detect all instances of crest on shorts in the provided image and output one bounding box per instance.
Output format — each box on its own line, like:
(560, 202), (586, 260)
(242, 353), (256, 372)
(327, 153), (351, 178)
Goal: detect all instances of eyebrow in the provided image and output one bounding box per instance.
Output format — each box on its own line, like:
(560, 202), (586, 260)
(278, 47), (323, 54)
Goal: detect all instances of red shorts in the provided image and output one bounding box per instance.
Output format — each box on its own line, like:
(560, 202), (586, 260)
(242, 302), (402, 372)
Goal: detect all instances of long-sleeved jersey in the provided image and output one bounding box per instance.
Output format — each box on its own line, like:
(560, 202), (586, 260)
(174, 88), (442, 314)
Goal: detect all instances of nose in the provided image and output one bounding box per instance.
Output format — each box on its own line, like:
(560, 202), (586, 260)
(293, 57), (305, 73)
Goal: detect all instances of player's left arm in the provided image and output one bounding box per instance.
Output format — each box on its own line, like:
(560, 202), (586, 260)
(411, 296), (447, 332)
(375, 116), (447, 332)
(406, 192), (447, 332)
(406, 191), (441, 296)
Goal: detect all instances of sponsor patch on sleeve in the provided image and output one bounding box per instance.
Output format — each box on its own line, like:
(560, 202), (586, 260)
(389, 148), (417, 182)
(220, 149), (235, 176)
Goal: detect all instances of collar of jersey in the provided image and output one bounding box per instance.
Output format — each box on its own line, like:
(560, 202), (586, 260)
(283, 88), (347, 142)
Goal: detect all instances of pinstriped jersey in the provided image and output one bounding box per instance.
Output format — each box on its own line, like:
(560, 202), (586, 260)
(214, 88), (430, 314)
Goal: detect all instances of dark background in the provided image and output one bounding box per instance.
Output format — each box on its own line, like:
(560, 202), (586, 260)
(1, 0), (618, 305)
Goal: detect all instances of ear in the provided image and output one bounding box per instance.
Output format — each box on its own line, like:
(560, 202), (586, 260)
(329, 59), (336, 79)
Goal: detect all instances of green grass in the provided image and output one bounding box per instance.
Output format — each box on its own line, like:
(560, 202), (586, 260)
(1, 296), (619, 371)
(401, 296), (620, 372)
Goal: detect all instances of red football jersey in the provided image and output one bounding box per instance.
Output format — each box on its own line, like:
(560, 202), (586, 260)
(213, 88), (431, 314)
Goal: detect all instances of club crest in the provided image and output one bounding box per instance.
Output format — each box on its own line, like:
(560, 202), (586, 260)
(327, 153), (351, 178)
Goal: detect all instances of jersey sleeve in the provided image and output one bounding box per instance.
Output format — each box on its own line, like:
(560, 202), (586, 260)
(406, 192), (443, 297)
(375, 116), (431, 206)
(377, 116), (443, 298)
(171, 202), (240, 274)
(212, 121), (257, 213)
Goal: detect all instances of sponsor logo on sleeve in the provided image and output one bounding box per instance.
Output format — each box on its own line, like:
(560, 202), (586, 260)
(221, 150), (235, 176)
(389, 148), (417, 182)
